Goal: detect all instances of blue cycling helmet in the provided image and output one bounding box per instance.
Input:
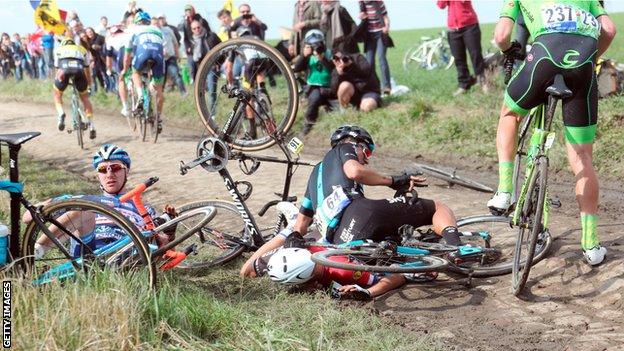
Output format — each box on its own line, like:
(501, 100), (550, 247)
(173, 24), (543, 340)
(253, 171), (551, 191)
(134, 11), (151, 25)
(92, 144), (131, 169)
(330, 125), (375, 151)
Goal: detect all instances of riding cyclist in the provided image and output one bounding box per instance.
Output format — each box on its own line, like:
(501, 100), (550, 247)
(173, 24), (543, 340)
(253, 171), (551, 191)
(25, 144), (176, 259)
(487, 1), (616, 265)
(53, 37), (96, 139)
(241, 125), (463, 277)
(122, 11), (166, 132)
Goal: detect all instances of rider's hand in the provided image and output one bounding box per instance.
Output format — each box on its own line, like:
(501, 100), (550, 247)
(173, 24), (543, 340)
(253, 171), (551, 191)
(338, 284), (371, 300)
(389, 173), (411, 190)
(502, 40), (524, 60)
(106, 69), (112, 76)
(163, 204), (178, 219)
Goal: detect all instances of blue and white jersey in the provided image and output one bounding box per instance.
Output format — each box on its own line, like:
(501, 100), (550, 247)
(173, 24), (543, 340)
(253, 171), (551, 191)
(125, 25), (164, 54)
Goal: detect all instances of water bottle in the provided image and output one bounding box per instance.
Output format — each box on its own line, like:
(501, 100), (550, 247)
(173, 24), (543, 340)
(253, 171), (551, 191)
(0, 223), (9, 265)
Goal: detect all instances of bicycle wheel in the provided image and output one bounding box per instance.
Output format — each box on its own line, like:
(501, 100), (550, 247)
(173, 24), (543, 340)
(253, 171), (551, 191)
(403, 44), (427, 71)
(453, 214), (552, 277)
(21, 198), (157, 288)
(71, 94), (84, 150)
(148, 99), (159, 143)
(411, 162), (494, 193)
(311, 246), (448, 274)
(427, 43), (454, 70)
(194, 38), (298, 151)
(127, 82), (138, 132)
(512, 157), (548, 296)
(174, 200), (250, 269)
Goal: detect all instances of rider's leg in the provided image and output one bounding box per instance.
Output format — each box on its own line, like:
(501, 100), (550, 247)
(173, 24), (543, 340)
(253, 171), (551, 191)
(431, 201), (461, 246)
(495, 105), (523, 193)
(118, 74), (128, 115)
(33, 210), (96, 259)
(337, 81), (355, 109)
(79, 90), (96, 138)
(566, 142), (602, 256)
(132, 71), (143, 98)
(154, 82), (164, 116)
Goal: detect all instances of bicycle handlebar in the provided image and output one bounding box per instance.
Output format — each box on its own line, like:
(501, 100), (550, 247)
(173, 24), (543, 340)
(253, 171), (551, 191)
(221, 84), (252, 100)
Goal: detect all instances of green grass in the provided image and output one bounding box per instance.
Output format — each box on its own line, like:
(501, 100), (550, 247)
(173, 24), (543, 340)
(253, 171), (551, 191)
(1, 152), (438, 350)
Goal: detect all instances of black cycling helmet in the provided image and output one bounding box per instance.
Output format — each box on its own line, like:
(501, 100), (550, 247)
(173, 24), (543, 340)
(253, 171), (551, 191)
(330, 125), (375, 151)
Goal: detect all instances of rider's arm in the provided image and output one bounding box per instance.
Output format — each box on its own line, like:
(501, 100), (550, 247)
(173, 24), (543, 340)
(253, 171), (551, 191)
(240, 235), (285, 277)
(494, 17), (515, 51)
(343, 159), (392, 187)
(597, 15), (617, 59)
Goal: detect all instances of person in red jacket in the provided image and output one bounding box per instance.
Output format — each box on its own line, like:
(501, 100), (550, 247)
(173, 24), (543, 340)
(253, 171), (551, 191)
(437, 0), (486, 96)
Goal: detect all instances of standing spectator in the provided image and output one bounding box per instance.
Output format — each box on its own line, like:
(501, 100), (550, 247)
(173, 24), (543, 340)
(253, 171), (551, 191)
(230, 3), (267, 39)
(216, 9), (234, 42)
(160, 14), (181, 46)
(86, 27), (107, 92)
(319, 0), (358, 53)
(1, 33), (14, 80)
(11, 33), (27, 81)
(41, 31), (54, 77)
(26, 35), (45, 79)
(359, 1), (391, 95)
(288, 0), (321, 58)
(293, 29), (334, 136)
(96, 16), (109, 37)
(105, 24), (130, 116)
(331, 47), (381, 112)
(179, 4), (211, 80)
(189, 20), (221, 112)
(437, 0), (486, 96)
(155, 14), (186, 95)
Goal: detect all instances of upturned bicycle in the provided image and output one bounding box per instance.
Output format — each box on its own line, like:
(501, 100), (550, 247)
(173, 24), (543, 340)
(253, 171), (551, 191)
(403, 31), (454, 72)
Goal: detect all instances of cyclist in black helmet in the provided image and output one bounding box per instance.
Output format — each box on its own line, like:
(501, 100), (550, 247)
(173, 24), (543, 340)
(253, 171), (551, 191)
(241, 125), (462, 277)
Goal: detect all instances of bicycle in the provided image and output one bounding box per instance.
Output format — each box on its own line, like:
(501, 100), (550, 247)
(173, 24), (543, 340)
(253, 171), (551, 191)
(65, 78), (88, 149)
(194, 38), (298, 151)
(497, 59), (568, 295)
(130, 61), (160, 143)
(177, 133), (314, 268)
(0, 132), (154, 286)
(409, 162), (494, 193)
(403, 31), (454, 72)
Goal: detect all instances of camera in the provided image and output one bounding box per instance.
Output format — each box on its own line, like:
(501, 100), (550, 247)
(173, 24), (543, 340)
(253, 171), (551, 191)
(311, 42), (326, 55)
(242, 13), (253, 20)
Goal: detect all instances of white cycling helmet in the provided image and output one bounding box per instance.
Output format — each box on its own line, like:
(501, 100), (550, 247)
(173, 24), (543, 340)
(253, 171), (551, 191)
(304, 29), (325, 46)
(267, 248), (315, 285)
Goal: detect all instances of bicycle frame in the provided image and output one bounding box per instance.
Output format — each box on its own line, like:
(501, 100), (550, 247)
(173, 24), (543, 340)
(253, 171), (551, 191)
(511, 98), (558, 229)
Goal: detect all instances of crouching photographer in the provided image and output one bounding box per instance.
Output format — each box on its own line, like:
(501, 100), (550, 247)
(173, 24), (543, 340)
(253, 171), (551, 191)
(292, 29), (335, 136)
(331, 48), (381, 112)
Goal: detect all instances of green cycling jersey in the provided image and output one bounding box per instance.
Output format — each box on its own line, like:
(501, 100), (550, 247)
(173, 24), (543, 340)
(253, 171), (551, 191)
(500, 0), (606, 40)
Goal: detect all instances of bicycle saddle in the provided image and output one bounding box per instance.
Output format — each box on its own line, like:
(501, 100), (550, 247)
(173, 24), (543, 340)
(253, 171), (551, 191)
(0, 132), (41, 146)
(546, 74), (573, 99)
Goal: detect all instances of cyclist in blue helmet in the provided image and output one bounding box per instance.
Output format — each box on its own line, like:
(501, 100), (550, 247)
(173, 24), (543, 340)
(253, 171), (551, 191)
(25, 144), (177, 259)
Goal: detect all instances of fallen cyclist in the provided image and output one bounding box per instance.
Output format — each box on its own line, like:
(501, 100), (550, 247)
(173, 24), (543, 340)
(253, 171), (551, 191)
(241, 125), (465, 279)
(23, 144), (177, 258)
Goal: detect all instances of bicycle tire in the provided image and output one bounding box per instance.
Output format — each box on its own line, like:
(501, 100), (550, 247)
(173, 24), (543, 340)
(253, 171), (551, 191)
(427, 43), (454, 70)
(412, 162), (494, 193)
(149, 101), (159, 143)
(512, 157), (548, 296)
(402, 44), (427, 71)
(311, 247), (448, 274)
(72, 93), (84, 150)
(452, 214), (552, 277)
(174, 200), (248, 269)
(21, 198), (157, 289)
(194, 38), (298, 152)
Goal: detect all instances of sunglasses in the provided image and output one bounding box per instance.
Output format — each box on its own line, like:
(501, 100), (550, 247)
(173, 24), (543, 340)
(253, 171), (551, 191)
(355, 143), (373, 158)
(333, 55), (351, 63)
(97, 164), (127, 174)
